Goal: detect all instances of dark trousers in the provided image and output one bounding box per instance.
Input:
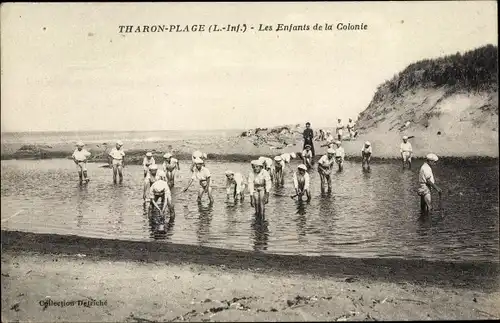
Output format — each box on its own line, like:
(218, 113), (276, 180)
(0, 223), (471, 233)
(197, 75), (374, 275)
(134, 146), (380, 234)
(303, 140), (315, 157)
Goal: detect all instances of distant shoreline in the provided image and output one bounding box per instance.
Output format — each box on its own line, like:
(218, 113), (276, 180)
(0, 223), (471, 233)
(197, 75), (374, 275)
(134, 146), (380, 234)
(1, 134), (499, 163)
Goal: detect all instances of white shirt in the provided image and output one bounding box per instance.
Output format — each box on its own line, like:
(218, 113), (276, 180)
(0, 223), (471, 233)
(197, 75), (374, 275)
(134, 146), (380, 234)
(361, 146), (372, 154)
(302, 150), (313, 159)
(163, 158), (178, 171)
(143, 157), (155, 167)
(326, 135), (335, 144)
(335, 147), (345, 158)
(419, 163), (435, 185)
(336, 122), (344, 132)
(293, 172), (310, 191)
(318, 154), (335, 168)
(400, 142), (412, 153)
(248, 170), (271, 194)
(226, 173), (245, 194)
(347, 121), (355, 129)
(72, 149), (91, 162)
(149, 180), (171, 198)
(280, 153), (293, 163)
(192, 166), (211, 181)
(109, 148), (125, 160)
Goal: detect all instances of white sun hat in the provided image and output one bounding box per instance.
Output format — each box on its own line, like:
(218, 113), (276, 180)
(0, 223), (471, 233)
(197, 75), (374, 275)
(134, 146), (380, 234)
(402, 136), (408, 140)
(116, 140), (123, 146)
(327, 148), (335, 154)
(298, 164), (307, 171)
(149, 164), (158, 170)
(146, 152), (153, 157)
(76, 141), (84, 147)
(274, 156), (282, 161)
(225, 170), (234, 175)
(152, 180), (169, 195)
(426, 153), (439, 161)
(163, 153), (172, 158)
(365, 141), (371, 146)
(251, 160), (263, 167)
(290, 152), (297, 159)
(194, 158), (204, 164)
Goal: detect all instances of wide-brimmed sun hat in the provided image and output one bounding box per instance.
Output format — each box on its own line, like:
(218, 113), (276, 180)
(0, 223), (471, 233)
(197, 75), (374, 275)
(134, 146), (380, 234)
(426, 153), (439, 161)
(149, 164), (158, 170)
(298, 164), (307, 171)
(194, 158), (204, 164)
(225, 170), (234, 175)
(365, 141), (371, 146)
(327, 148), (335, 154)
(116, 140), (123, 146)
(76, 141), (84, 147)
(335, 141), (341, 145)
(402, 136), (408, 140)
(274, 156), (282, 161)
(163, 153), (172, 158)
(146, 152), (153, 157)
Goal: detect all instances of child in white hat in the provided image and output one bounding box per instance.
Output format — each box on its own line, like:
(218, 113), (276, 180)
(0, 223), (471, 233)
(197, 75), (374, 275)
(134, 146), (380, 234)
(72, 141), (91, 184)
(248, 159), (272, 216)
(417, 153), (442, 216)
(293, 164), (311, 202)
(317, 148), (336, 194)
(163, 153), (180, 188)
(225, 170), (246, 202)
(400, 136), (413, 169)
(183, 158), (213, 204)
(143, 152), (156, 177)
(361, 141), (372, 168)
(108, 141), (125, 184)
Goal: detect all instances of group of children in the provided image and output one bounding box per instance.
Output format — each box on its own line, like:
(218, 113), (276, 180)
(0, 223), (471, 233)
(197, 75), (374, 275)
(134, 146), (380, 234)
(71, 131), (440, 220)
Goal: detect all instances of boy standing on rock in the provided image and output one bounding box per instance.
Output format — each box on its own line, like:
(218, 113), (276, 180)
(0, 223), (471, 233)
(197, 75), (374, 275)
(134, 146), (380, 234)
(347, 118), (356, 139)
(336, 119), (344, 141)
(72, 141), (91, 184)
(303, 122), (315, 158)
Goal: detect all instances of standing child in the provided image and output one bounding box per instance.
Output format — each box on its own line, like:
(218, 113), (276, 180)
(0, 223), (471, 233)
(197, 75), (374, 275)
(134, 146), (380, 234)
(72, 141), (91, 184)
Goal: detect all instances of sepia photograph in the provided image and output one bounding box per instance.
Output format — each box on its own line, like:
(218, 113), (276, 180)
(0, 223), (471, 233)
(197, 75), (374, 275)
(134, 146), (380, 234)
(1, 1), (499, 322)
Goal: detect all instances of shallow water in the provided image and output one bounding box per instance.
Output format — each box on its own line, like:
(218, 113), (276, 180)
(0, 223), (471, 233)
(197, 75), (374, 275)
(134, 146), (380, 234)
(1, 159), (498, 262)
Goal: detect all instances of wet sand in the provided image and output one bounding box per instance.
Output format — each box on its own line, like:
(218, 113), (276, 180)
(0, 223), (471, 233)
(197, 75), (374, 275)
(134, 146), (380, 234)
(2, 248), (500, 322)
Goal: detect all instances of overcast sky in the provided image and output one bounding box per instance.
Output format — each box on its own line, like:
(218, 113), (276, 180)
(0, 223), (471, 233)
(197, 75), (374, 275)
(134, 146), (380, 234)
(1, 2), (497, 132)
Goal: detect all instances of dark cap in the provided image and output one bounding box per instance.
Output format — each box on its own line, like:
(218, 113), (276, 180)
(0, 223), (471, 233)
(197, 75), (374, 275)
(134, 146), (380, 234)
(306, 122), (311, 125)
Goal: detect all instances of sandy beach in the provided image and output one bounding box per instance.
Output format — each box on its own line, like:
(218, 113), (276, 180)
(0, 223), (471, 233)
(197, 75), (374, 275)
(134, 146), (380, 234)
(2, 230), (499, 322)
(1, 127), (498, 165)
(2, 250), (500, 322)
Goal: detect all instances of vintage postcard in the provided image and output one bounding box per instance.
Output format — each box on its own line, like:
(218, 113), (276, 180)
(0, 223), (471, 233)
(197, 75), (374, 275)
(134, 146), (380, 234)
(1, 1), (498, 322)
